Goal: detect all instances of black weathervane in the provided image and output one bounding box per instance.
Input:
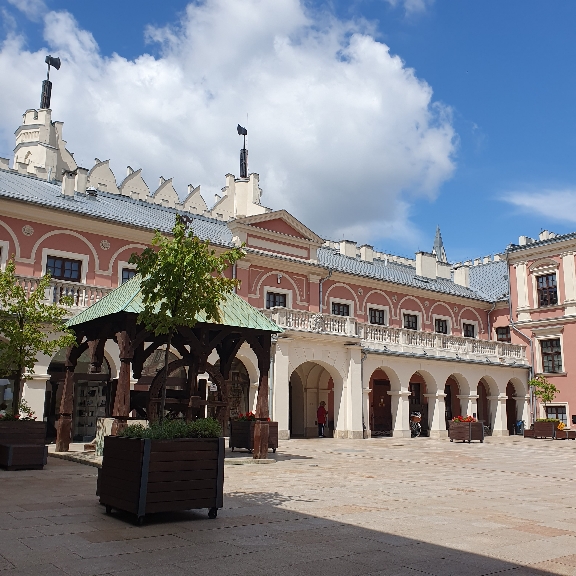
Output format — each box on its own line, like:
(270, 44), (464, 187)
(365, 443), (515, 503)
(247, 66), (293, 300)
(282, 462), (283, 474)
(237, 124), (248, 178)
(40, 55), (61, 109)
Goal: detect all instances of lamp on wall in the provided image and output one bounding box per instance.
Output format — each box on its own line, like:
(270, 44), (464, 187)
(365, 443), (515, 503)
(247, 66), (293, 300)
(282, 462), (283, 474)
(277, 273), (282, 284)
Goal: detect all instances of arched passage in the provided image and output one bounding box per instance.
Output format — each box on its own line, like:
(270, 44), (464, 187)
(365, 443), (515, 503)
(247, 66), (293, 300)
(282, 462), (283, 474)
(369, 368), (393, 436)
(444, 376), (461, 426)
(505, 379), (527, 435)
(289, 361), (336, 438)
(408, 372), (430, 436)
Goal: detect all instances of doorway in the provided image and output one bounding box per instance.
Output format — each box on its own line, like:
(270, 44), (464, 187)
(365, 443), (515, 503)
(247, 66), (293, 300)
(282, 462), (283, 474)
(372, 379), (392, 436)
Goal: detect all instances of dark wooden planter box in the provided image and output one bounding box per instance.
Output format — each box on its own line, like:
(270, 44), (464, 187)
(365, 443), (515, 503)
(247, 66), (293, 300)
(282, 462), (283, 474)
(98, 436), (224, 524)
(229, 421), (278, 453)
(555, 429), (576, 440)
(0, 421), (47, 470)
(523, 429), (535, 438)
(449, 421), (484, 443)
(533, 422), (557, 439)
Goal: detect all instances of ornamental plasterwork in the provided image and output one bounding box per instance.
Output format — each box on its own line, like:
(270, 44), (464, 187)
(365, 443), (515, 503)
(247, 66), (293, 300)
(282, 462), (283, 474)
(358, 288), (363, 295)
(100, 239), (111, 250)
(22, 225), (34, 236)
(424, 301), (429, 307)
(392, 295), (397, 302)
(453, 306), (458, 313)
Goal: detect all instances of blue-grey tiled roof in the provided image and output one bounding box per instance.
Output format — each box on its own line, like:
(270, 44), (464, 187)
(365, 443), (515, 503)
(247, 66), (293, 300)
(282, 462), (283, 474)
(0, 169), (509, 303)
(317, 248), (498, 301)
(0, 170), (233, 246)
(468, 260), (509, 301)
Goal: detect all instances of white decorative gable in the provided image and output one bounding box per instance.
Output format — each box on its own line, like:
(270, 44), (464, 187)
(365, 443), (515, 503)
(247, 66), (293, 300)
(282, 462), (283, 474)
(152, 177), (180, 208)
(119, 167), (150, 200)
(87, 159), (118, 194)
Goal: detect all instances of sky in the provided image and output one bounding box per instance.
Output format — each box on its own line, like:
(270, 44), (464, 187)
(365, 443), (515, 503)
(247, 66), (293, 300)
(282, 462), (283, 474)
(1, 0), (576, 263)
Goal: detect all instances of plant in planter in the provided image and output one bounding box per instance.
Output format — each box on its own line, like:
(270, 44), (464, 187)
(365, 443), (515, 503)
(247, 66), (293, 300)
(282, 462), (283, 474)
(528, 376), (560, 438)
(230, 413), (278, 453)
(98, 418), (225, 525)
(0, 400), (48, 470)
(449, 416), (484, 443)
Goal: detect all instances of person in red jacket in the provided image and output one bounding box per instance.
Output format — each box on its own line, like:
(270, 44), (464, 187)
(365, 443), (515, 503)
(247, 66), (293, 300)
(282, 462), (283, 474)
(317, 401), (328, 437)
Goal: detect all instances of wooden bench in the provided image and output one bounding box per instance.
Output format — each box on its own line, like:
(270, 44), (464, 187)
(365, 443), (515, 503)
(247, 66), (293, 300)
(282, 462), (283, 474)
(0, 421), (47, 470)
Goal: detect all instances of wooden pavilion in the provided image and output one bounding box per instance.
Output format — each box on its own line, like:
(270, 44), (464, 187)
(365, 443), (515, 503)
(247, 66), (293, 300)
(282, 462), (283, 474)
(55, 275), (282, 458)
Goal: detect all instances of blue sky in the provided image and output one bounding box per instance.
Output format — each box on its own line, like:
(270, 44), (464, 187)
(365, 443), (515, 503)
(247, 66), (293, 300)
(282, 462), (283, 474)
(1, 0), (576, 262)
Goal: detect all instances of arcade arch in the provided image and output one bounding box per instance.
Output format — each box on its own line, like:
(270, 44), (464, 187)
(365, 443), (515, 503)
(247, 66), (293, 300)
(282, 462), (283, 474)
(289, 361), (338, 438)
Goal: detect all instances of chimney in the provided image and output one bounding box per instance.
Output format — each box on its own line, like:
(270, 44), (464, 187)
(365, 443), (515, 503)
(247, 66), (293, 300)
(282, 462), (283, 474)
(359, 244), (374, 262)
(0, 158), (9, 171)
(61, 170), (76, 197)
(436, 261), (451, 279)
(75, 167), (88, 194)
(539, 230), (550, 241)
(340, 240), (357, 258)
(453, 265), (470, 288)
(416, 252), (437, 279)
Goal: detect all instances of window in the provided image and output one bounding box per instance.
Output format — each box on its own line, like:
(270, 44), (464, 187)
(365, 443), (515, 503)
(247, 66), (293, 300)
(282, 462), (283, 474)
(434, 318), (448, 334)
(46, 256), (81, 281)
(496, 327), (511, 343)
(121, 268), (137, 284)
(463, 323), (475, 338)
(537, 273), (558, 307)
(541, 338), (562, 373)
(266, 292), (287, 309)
(332, 302), (350, 316)
(369, 308), (386, 325)
(403, 314), (418, 330)
(546, 405), (567, 426)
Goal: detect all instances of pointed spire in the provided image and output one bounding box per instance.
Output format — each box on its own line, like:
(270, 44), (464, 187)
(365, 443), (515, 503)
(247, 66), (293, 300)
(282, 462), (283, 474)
(432, 226), (448, 263)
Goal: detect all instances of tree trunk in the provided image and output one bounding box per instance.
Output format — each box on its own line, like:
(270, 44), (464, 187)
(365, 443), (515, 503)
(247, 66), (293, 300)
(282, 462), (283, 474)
(12, 365), (24, 415)
(160, 331), (173, 424)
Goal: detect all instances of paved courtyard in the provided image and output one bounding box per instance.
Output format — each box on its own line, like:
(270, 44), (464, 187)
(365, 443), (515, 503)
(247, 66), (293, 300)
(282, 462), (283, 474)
(1, 436), (576, 575)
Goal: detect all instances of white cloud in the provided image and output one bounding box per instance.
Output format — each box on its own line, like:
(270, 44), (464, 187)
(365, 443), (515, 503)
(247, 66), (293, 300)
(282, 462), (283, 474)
(6, 0), (47, 21)
(505, 189), (576, 224)
(0, 0), (455, 246)
(383, 0), (434, 15)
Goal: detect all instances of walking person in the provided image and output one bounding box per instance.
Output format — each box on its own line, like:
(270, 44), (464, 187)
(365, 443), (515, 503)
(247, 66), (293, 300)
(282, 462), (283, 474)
(317, 401), (328, 437)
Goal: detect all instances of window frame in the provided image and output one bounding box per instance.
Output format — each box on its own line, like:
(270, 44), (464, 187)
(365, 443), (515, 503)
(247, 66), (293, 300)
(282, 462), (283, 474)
(545, 404), (568, 426)
(536, 272), (559, 308)
(540, 337), (563, 374)
(432, 314), (451, 335)
(264, 287), (292, 309)
(403, 312), (419, 331)
(330, 297), (354, 318)
(265, 291), (288, 309)
(461, 320), (478, 339)
(45, 255), (83, 282)
(41, 248), (89, 283)
(367, 304), (388, 326)
(121, 268), (137, 284)
(495, 326), (511, 343)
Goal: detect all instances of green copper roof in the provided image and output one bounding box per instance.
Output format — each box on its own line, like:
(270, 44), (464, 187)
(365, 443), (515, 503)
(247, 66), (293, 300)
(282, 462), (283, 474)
(66, 274), (282, 332)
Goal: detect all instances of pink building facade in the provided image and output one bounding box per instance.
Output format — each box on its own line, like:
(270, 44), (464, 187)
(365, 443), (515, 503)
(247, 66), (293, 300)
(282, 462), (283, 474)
(0, 107), (534, 442)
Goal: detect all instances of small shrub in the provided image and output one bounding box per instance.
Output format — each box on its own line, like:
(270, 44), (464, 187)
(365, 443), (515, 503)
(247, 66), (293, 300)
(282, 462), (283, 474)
(118, 418), (222, 440)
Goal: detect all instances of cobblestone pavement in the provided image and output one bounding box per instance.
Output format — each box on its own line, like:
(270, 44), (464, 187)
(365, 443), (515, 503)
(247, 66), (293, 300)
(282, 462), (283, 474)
(2, 436), (576, 575)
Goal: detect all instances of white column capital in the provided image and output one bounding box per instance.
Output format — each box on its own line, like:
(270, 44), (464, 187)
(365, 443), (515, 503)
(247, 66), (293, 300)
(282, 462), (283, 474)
(388, 390), (412, 397)
(424, 392), (446, 399)
(457, 394), (479, 400)
(488, 395), (507, 401)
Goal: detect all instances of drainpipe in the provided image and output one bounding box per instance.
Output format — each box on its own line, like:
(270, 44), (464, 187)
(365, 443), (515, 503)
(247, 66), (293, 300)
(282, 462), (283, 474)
(319, 269), (333, 313)
(505, 252), (535, 424)
(487, 300), (496, 341)
(232, 262), (237, 293)
(361, 349), (368, 438)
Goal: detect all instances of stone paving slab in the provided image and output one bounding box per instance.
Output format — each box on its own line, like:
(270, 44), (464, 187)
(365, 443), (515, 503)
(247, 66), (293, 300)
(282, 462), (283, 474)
(1, 436), (576, 575)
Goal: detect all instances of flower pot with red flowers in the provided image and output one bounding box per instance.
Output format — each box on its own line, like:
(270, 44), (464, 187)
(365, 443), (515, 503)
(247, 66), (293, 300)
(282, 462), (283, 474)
(449, 416), (484, 443)
(0, 401), (47, 470)
(229, 412), (278, 453)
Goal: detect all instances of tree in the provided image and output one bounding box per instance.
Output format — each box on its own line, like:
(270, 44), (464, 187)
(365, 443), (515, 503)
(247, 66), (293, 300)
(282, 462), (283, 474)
(129, 215), (244, 422)
(0, 258), (76, 414)
(529, 374), (559, 415)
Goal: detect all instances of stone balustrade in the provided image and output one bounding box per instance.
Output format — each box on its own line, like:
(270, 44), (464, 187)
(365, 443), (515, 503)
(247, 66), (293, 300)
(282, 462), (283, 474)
(15, 275), (112, 312)
(262, 307), (527, 365)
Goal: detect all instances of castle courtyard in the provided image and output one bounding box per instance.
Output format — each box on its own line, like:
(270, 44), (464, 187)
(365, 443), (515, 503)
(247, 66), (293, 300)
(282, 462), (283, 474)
(1, 438), (575, 576)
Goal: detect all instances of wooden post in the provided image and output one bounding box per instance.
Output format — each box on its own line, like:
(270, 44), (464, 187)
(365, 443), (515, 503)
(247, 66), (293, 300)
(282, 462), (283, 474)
(253, 334), (271, 459)
(112, 330), (133, 435)
(55, 364), (75, 452)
